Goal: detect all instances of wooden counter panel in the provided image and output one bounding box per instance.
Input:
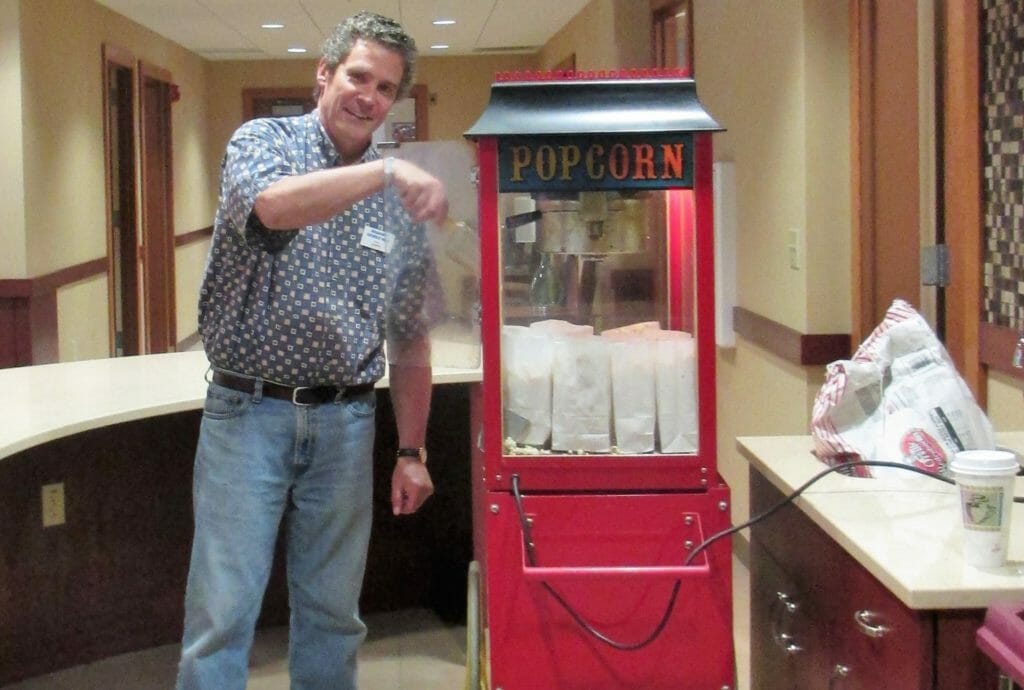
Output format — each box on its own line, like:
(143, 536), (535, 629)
(0, 411), (199, 683)
(0, 385), (473, 685)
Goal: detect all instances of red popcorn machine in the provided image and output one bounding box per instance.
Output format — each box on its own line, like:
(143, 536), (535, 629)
(463, 70), (734, 690)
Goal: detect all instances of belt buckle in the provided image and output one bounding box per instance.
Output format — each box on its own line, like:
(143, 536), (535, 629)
(291, 386), (315, 406)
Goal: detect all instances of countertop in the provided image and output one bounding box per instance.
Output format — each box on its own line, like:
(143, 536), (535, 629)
(737, 435), (1024, 610)
(0, 350), (482, 462)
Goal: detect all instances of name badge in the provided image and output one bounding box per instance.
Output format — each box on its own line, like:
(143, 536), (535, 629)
(360, 225), (394, 253)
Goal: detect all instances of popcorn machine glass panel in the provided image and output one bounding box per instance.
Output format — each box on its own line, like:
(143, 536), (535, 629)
(467, 72), (723, 492)
(500, 185), (701, 457)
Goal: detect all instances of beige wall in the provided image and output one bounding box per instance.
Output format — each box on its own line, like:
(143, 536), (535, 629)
(205, 59), (317, 174)
(538, 0), (649, 70)
(988, 375), (1024, 430)
(21, 0), (108, 277)
(694, 0), (852, 532)
(0, 0), (25, 278)
(416, 54), (537, 140)
(14, 0), (218, 359)
(20, 0), (216, 275)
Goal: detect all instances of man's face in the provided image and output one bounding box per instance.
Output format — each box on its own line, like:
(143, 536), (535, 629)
(317, 38), (403, 161)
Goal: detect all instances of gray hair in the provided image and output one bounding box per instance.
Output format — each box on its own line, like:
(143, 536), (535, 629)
(318, 11), (418, 100)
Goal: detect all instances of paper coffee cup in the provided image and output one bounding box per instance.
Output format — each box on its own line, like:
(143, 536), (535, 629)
(949, 450), (1018, 568)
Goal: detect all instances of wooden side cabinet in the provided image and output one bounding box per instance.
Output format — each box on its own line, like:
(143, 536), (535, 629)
(749, 469), (997, 689)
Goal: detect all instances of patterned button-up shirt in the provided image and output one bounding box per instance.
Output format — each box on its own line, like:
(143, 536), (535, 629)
(198, 110), (436, 387)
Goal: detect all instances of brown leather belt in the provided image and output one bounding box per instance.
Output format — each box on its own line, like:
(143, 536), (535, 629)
(212, 370), (374, 406)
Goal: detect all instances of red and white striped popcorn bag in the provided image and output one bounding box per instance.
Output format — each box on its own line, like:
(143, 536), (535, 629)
(811, 300), (995, 478)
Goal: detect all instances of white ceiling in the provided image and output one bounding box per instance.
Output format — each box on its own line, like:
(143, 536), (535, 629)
(93, 0), (592, 60)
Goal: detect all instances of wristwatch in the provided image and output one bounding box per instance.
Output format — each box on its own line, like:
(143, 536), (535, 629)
(397, 447), (427, 465)
(383, 156), (395, 187)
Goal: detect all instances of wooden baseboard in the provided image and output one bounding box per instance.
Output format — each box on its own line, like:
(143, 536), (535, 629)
(732, 307), (851, 366)
(174, 226), (212, 247)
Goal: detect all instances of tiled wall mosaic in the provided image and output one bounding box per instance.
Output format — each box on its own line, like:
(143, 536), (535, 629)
(982, 0), (1024, 328)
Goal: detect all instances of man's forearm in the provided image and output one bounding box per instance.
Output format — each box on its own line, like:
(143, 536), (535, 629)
(388, 361), (432, 448)
(253, 159), (388, 230)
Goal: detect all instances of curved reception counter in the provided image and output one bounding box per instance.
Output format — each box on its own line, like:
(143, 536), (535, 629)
(0, 351), (481, 684)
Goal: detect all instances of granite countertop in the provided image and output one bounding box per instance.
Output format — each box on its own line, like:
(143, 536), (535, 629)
(737, 434), (1024, 610)
(0, 350), (482, 462)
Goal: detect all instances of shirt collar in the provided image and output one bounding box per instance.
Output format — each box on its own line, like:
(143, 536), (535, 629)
(309, 109), (380, 167)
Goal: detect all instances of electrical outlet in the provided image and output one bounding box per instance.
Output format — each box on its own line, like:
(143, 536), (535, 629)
(41, 483), (66, 527)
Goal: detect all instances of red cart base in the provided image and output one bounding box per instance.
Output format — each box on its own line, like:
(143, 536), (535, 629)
(475, 486), (735, 689)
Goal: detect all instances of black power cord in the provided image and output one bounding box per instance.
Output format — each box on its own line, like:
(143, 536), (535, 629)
(509, 460), (1022, 651)
(511, 473), (681, 651)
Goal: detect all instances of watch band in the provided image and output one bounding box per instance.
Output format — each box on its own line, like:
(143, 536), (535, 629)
(397, 447), (427, 464)
(383, 156), (394, 187)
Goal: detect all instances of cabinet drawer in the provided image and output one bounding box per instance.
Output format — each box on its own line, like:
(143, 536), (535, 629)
(751, 539), (831, 689)
(826, 544), (932, 688)
(750, 470), (932, 689)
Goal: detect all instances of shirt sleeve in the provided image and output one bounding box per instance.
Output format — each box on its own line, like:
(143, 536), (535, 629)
(220, 119), (300, 252)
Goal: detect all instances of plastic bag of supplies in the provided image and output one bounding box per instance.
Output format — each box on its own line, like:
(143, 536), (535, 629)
(811, 300), (995, 478)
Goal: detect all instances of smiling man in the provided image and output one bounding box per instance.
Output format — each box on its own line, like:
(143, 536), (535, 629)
(176, 12), (448, 690)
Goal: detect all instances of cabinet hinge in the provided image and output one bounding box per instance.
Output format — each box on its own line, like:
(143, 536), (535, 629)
(921, 244), (950, 287)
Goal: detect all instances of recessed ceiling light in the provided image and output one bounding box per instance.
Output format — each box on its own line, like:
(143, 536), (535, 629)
(261, 23), (285, 29)
(433, 19), (456, 26)
(287, 47), (308, 54)
(431, 44), (450, 50)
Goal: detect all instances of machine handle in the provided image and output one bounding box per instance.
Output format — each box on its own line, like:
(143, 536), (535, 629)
(829, 663), (852, 689)
(522, 562), (710, 580)
(504, 209), (543, 230)
(517, 505), (711, 580)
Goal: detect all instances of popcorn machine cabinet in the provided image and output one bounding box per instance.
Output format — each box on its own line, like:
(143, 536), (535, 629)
(464, 71), (734, 690)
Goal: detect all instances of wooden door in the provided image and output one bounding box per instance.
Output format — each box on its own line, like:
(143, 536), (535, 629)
(139, 62), (176, 353)
(242, 87), (316, 121)
(851, 1), (928, 342)
(943, 2), (984, 397)
(102, 44), (139, 357)
(852, 1), (983, 398)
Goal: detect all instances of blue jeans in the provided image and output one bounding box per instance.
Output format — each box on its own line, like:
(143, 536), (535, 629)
(176, 378), (376, 690)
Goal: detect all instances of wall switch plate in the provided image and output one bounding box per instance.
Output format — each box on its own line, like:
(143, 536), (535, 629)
(41, 483), (66, 527)
(786, 228), (801, 270)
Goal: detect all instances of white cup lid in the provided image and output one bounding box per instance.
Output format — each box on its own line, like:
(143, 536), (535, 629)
(949, 449), (1019, 475)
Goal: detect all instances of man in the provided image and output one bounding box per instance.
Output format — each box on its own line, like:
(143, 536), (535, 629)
(176, 12), (448, 690)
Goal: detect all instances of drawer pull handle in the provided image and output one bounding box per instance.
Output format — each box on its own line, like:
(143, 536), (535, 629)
(777, 591), (799, 613)
(854, 609), (891, 638)
(829, 664), (852, 688)
(771, 592), (803, 655)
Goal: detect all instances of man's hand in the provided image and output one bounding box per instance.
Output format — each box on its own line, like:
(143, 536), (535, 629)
(391, 158), (449, 225)
(391, 457), (434, 515)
